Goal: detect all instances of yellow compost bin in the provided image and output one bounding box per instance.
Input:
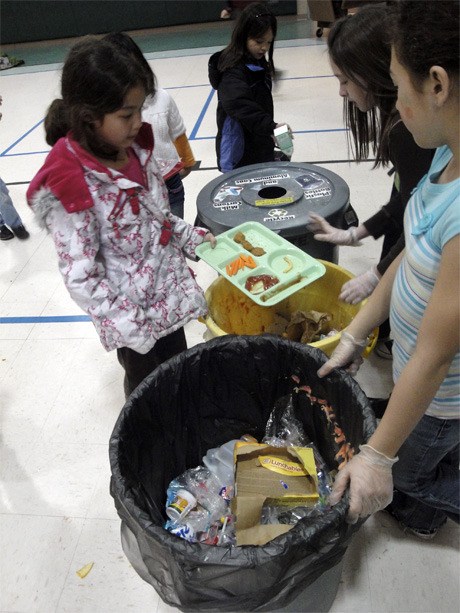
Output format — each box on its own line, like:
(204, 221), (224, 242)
(201, 260), (377, 357)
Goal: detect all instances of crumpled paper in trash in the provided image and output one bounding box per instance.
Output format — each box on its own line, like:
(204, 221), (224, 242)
(267, 310), (332, 344)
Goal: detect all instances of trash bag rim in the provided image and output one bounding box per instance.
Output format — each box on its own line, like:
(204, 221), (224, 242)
(109, 335), (375, 563)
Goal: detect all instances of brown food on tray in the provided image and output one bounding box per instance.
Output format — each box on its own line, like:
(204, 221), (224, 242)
(232, 231), (266, 256)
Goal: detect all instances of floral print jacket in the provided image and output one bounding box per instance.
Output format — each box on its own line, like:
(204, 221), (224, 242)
(27, 124), (208, 354)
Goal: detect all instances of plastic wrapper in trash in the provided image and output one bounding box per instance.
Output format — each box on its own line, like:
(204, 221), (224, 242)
(109, 335), (377, 612)
(164, 466), (230, 543)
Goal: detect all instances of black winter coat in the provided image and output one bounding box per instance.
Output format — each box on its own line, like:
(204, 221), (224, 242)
(209, 51), (277, 172)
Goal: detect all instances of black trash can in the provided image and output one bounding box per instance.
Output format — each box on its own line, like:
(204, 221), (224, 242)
(109, 336), (376, 612)
(196, 162), (357, 263)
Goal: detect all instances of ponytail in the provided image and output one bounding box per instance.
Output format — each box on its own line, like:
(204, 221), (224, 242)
(44, 98), (70, 146)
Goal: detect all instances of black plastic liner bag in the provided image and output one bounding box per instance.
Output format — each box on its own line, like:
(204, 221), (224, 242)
(109, 335), (377, 612)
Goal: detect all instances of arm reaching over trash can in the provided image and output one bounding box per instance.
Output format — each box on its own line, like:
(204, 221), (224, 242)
(314, 1), (460, 534)
(329, 444), (397, 524)
(338, 266), (381, 304)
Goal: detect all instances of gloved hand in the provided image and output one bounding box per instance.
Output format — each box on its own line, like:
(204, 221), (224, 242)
(317, 331), (367, 377)
(307, 213), (362, 246)
(339, 266), (381, 305)
(329, 444), (398, 524)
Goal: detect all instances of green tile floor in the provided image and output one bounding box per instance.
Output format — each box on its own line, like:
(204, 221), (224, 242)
(1, 14), (314, 67)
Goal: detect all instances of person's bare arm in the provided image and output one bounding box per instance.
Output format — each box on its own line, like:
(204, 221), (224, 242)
(369, 235), (459, 457)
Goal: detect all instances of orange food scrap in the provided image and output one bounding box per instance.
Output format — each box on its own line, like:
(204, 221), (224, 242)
(226, 254), (258, 276)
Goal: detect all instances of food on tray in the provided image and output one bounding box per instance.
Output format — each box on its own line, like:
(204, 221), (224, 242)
(233, 231), (266, 256)
(226, 254), (257, 276)
(245, 274), (279, 294)
(260, 274), (303, 302)
(283, 256), (293, 273)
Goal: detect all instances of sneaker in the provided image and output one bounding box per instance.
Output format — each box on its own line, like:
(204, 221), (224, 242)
(0, 224), (14, 240)
(403, 525), (439, 540)
(375, 339), (393, 359)
(0, 54), (25, 70)
(12, 225), (30, 239)
(382, 505), (443, 540)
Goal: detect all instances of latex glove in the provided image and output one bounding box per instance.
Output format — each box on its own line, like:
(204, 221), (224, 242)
(339, 266), (381, 305)
(307, 213), (362, 246)
(329, 444), (398, 524)
(317, 331), (367, 377)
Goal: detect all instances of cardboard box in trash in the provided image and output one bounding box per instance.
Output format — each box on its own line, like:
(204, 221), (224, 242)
(232, 442), (319, 546)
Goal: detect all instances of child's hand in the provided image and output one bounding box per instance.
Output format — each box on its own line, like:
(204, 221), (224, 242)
(275, 123), (294, 139)
(204, 232), (217, 248)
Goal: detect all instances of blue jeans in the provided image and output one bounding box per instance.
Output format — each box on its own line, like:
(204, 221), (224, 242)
(391, 414), (459, 531)
(0, 177), (23, 229)
(165, 172), (185, 219)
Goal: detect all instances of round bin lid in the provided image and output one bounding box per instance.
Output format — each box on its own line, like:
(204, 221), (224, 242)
(196, 161), (350, 237)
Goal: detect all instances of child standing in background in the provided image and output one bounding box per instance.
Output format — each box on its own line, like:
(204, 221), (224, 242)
(210, 2), (290, 172)
(103, 32), (195, 219)
(27, 37), (215, 397)
(0, 96), (29, 240)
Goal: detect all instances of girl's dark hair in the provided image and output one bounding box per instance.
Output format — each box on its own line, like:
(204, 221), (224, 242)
(44, 36), (149, 160)
(218, 2), (277, 75)
(328, 5), (398, 166)
(103, 31), (157, 96)
(391, 0), (459, 91)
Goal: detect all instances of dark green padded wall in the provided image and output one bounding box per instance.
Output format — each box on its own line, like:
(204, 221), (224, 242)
(1, 1), (297, 44)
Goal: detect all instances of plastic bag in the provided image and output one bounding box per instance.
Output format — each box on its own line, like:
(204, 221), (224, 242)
(164, 466), (230, 543)
(110, 335), (376, 612)
(263, 393), (334, 508)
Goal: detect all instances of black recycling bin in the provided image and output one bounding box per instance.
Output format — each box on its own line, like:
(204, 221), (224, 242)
(196, 162), (357, 264)
(109, 336), (376, 612)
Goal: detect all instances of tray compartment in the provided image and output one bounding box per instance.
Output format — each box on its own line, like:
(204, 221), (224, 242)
(267, 248), (305, 277)
(230, 223), (282, 255)
(237, 267), (280, 292)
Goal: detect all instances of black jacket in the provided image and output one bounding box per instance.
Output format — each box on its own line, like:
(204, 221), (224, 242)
(362, 118), (435, 275)
(209, 51), (277, 172)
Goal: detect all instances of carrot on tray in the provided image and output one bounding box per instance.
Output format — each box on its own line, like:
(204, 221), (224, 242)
(226, 253), (258, 276)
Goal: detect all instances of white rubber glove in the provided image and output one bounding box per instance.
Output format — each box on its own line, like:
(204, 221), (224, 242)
(329, 444), (398, 524)
(339, 266), (381, 305)
(317, 331), (367, 377)
(307, 213), (362, 246)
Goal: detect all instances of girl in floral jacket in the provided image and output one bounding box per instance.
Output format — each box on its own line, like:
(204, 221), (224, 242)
(27, 37), (215, 397)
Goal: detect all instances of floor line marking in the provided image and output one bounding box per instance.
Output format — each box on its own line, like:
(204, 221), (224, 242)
(0, 315), (91, 324)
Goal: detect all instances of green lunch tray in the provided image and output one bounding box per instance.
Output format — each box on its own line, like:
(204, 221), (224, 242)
(196, 221), (326, 306)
